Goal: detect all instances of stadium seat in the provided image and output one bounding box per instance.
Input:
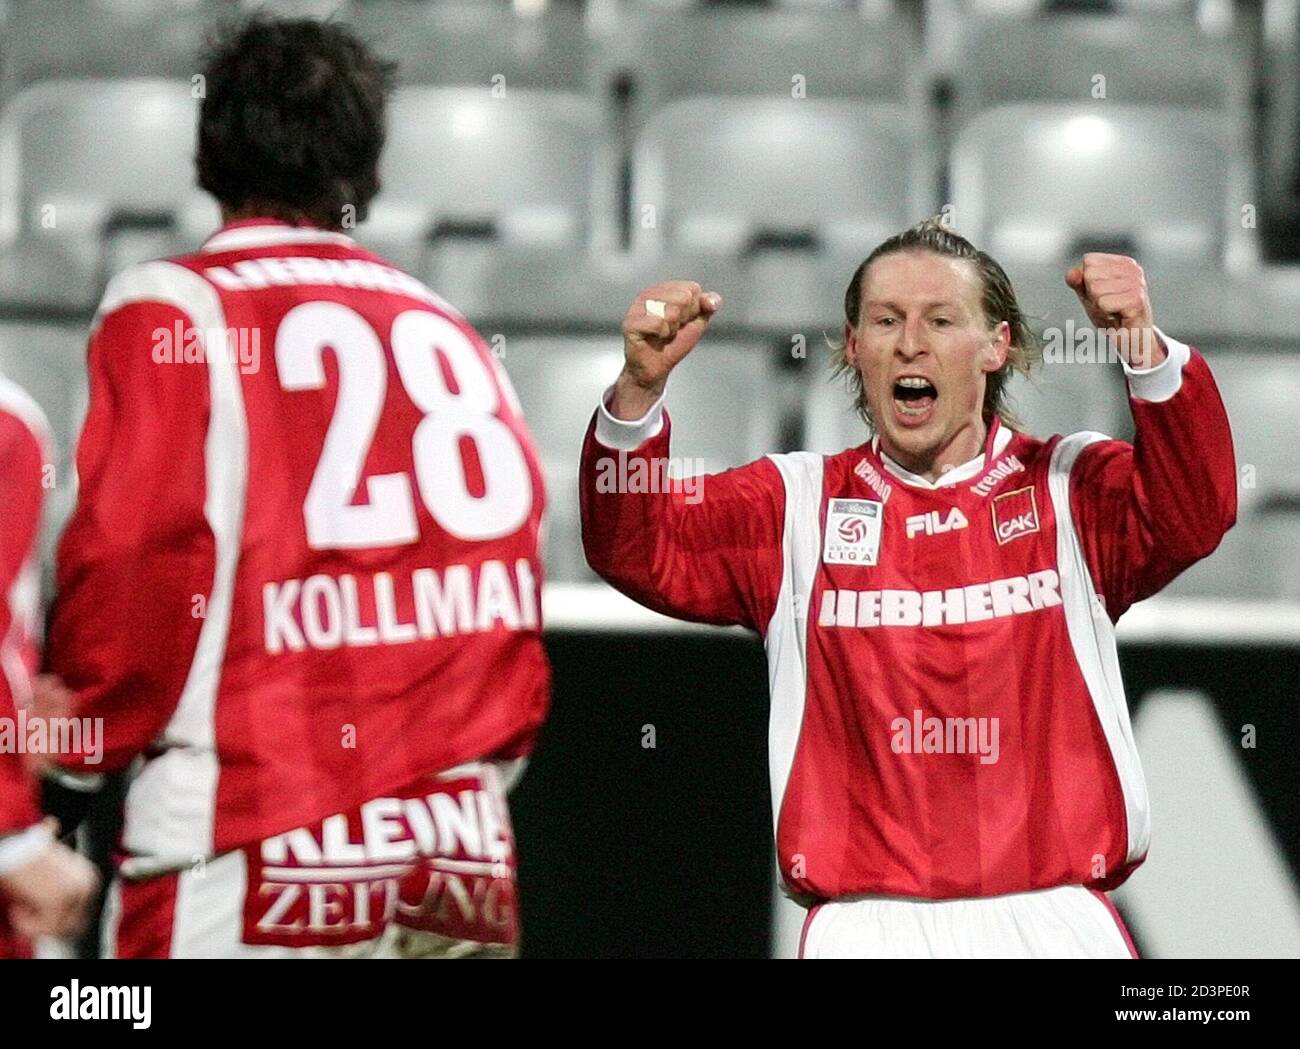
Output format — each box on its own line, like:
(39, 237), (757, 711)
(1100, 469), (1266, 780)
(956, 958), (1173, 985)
(1003, 359), (1131, 443)
(950, 11), (1246, 122)
(0, 238), (102, 315)
(0, 320), (87, 554)
(950, 104), (1249, 270)
(500, 335), (782, 581)
(0, 79), (210, 284)
(1162, 508), (1300, 600)
(339, 0), (593, 91)
(363, 87), (607, 278)
(1201, 350), (1300, 508)
(0, 0), (221, 101)
(597, 4), (919, 133)
(630, 98), (922, 257)
(0, 320), (85, 452)
(1131, 344), (1300, 599)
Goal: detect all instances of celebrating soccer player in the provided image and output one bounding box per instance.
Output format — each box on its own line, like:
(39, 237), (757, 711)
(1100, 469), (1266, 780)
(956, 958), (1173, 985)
(580, 218), (1237, 958)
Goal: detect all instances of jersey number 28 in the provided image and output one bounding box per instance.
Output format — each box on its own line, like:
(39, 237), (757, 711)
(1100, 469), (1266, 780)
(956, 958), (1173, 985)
(275, 302), (531, 549)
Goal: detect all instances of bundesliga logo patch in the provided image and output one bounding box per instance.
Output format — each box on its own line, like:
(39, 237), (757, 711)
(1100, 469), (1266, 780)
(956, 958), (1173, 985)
(991, 486), (1040, 545)
(824, 498), (883, 566)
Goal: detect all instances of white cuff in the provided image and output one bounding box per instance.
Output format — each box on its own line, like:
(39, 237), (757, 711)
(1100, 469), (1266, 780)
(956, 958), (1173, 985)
(0, 822), (53, 876)
(1123, 328), (1191, 403)
(593, 385), (665, 451)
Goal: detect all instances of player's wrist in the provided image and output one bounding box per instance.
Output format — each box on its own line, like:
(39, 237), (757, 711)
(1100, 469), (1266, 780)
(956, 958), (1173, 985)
(1106, 324), (1165, 370)
(610, 371), (666, 421)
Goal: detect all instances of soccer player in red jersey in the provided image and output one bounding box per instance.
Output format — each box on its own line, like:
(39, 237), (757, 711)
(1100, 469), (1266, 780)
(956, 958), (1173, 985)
(580, 219), (1237, 957)
(0, 377), (98, 956)
(41, 18), (549, 957)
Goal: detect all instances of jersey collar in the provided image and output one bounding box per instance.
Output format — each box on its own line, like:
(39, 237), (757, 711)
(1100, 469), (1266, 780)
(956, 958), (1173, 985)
(869, 417), (1013, 490)
(202, 219), (356, 253)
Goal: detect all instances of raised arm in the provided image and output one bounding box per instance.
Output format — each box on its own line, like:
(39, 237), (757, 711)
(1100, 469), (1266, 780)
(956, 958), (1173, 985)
(579, 281), (786, 632)
(1060, 254), (1237, 619)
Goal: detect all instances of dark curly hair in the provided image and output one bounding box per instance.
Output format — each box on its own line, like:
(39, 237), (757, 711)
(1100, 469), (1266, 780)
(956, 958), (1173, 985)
(196, 16), (395, 230)
(831, 216), (1041, 431)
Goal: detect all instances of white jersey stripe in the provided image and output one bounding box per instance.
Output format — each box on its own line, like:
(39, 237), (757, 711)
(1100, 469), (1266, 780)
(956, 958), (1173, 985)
(764, 451), (825, 881)
(0, 373), (53, 458)
(99, 261), (250, 868)
(1047, 432), (1151, 867)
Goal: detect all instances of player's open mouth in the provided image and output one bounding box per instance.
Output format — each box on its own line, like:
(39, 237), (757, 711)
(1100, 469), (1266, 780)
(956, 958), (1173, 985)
(892, 376), (937, 424)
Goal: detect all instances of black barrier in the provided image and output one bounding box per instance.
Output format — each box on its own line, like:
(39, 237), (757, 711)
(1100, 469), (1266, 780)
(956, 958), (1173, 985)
(513, 630), (773, 959)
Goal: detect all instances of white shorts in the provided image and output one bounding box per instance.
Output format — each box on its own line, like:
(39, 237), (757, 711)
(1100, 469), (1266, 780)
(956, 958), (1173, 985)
(799, 885), (1138, 959)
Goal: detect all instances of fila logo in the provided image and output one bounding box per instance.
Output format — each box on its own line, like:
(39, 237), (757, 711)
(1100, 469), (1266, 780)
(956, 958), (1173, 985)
(992, 486), (1041, 544)
(905, 507), (969, 539)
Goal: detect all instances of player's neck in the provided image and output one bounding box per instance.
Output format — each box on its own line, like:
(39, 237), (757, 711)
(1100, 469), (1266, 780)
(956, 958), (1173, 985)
(218, 203), (333, 231)
(879, 419), (987, 483)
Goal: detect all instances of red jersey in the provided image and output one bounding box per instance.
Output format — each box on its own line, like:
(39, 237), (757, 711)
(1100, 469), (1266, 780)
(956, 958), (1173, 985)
(0, 376), (50, 837)
(48, 221), (550, 874)
(580, 335), (1236, 901)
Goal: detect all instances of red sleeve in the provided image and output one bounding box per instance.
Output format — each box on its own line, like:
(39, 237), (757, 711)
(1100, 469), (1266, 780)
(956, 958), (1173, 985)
(1069, 340), (1237, 621)
(46, 301), (215, 774)
(0, 409), (47, 835)
(579, 395), (786, 632)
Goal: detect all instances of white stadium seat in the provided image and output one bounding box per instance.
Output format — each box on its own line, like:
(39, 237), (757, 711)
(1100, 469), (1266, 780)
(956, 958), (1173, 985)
(0, 79), (215, 281)
(1202, 351), (1300, 506)
(339, 0), (593, 91)
(631, 98), (920, 257)
(1128, 347), (1300, 600)
(599, 4), (916, 133)
(363, 87), (605, 276)
(952, 9), (1245, 122)
(500, 335), (782, 581)
(0, 320), (87, 555)
(951, 104), (1249, 269)
(0, 0), (219, 100)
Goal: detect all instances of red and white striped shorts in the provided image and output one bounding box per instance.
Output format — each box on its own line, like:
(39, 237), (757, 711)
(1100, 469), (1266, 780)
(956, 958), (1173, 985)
(103, 762), (520, 959)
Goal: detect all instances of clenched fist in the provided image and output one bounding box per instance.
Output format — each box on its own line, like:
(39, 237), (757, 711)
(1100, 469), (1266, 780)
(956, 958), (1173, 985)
(610, 280), (722, 420)
(1065, 253), (1165, 369)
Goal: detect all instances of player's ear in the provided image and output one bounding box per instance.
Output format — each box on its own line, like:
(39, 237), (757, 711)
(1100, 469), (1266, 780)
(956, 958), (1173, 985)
(844, 322), (859, 368)
(981, 320), (1011, 374)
